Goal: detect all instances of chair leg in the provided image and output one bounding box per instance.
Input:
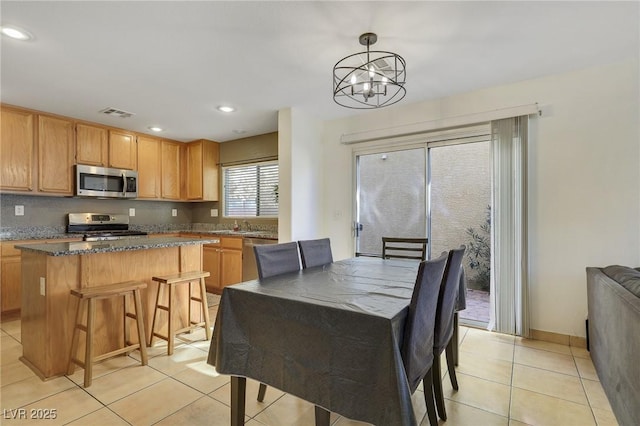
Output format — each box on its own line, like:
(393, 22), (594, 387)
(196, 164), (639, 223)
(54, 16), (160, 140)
(422, 367), (438, 426)
(314, 405), (330, 426)
(446, 338), (459, 391)
(257, 383), (267, 402)
(453, 312), (459, 366)
(432, 350), (447, 421)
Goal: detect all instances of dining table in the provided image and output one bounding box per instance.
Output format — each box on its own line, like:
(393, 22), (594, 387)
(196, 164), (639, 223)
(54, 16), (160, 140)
(207, 256), (424, 425)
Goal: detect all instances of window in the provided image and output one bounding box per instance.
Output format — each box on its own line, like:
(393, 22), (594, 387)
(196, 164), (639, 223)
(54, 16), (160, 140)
(222, 161), (278, 217)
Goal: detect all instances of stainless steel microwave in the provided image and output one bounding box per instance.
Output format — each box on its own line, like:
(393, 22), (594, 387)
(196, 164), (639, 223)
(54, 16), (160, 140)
(75, 164), (138, 198)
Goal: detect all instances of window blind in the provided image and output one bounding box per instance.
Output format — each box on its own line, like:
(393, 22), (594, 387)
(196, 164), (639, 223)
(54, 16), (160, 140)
(223, 161), (278, 217)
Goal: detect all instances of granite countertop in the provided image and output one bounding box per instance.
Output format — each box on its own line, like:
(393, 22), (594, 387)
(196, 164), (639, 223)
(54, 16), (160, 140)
(14, 236), (217, 257)
(0, 227), (278, 242)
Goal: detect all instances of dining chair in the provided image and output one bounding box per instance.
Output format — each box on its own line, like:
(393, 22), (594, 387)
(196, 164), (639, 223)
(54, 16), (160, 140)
(298, 238), (333, 268)
(432, 245), (466, 421)
(253, 241), (301, 279)
(253, 241), (301, 402)
(401, 251), (449, 426)
(382, 237), (428, 261)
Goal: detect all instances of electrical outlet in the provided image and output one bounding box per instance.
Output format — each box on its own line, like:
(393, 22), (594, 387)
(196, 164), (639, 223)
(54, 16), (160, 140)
(172, 209), (177, 217)
(39, 277), (45, 296)
(210, 209), (218, 217)
(15, 205), (24, 216)
(129, 208), (135, 217)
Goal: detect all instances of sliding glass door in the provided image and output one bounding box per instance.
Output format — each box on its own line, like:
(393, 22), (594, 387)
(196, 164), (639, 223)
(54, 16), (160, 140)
(355, 147), (426, 257)
(355, 139), (491, 326)
(429, 141), (491, 325)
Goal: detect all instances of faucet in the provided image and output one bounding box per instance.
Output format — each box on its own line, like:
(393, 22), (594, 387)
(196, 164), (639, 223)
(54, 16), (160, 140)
(243, 220), (251, 231)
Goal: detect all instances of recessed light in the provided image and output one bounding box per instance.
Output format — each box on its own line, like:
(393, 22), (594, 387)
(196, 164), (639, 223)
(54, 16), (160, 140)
(148, 126), (164, 132)
(1, 26), (33, 41)
(233, 129), (247, 135)
(217, 105), (236, 113)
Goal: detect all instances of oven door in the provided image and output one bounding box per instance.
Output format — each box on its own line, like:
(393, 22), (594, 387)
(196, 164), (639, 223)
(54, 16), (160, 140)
(76, 164), (138, 198)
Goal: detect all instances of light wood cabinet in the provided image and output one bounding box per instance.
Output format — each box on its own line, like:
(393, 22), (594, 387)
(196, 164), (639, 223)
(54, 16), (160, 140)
(0, 241), (26, 317)
(186, 139), (219, 201)
(195, 235), (243, 294)
(38, 115), (75, 194)
(203, 241), (221, 292)
(1, 238), (82, 318)
(0, 107), (35, 192)
(108, 129), (137, 170)
(137, 136), (161, 199)
(220, 237), (243, 288)
(76, 123), (108, 166)
(161, 140), (181, 200)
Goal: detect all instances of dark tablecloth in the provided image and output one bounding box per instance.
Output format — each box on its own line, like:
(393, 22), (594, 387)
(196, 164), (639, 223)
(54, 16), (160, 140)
(207, 257), (420, 425)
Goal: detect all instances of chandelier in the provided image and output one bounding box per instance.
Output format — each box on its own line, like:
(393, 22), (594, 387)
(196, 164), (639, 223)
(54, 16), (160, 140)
(333, 32), (406, 109)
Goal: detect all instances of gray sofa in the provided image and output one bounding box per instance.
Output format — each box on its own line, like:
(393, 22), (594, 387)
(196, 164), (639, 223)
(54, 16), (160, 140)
(587, 265), (640, 426)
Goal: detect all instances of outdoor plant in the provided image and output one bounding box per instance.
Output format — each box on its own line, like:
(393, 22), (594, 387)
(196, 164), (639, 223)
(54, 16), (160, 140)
(466, 205), (491, 290)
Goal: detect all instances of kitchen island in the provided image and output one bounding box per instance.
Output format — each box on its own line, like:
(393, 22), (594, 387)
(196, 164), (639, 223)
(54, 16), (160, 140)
(15, 236), (213, 380)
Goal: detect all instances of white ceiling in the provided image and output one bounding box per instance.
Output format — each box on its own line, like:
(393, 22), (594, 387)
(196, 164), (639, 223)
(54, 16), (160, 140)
(1, 1), (638, 142)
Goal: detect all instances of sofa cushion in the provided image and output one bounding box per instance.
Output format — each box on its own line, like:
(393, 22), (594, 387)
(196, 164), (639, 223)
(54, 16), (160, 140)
(602, 265), (640, 298)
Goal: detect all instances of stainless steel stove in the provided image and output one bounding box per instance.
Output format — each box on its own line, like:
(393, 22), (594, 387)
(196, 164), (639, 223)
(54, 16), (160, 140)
(67, 213), (148, 241)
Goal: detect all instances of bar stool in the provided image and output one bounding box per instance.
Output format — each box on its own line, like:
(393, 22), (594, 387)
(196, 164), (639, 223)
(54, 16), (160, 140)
(149, 270), (211, 355)
(67, 281), (148, 388)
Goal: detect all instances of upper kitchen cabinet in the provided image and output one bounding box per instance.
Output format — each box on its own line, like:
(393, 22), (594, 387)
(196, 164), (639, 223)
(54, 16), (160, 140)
(37, 115), (75, 195)
(186, 139), (219, 201)
(0, 106), (34, 192)
(108, 129), (137, 170)
(76, 123), (108, 166)
(137, 135), (161, 199)
(161, 140), (181, 200)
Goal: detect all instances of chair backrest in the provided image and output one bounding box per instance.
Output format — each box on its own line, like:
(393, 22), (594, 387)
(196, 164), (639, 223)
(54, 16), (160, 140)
(254, 242), (301, 279)
(382, 237), (428, 261)
(401, 251), (449, 393)
(298, 238), (333, 268)
(434, 245), (466, 354)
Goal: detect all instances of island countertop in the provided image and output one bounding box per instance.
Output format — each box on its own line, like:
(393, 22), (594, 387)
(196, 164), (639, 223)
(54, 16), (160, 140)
(14, 236), (216, 256)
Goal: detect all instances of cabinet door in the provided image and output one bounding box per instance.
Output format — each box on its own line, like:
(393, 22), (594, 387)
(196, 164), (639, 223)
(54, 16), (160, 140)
(185, 141), (203, 200)
(186, 139), (219, 201)
(76, 123), (108, 166)
(161, 141), (181, 199)
(38, 115), (75, 194)
(109, 130), (137, 170)
(1, 256), (21, 313)
(137, 136), (161, 198)
(203, 244), (221, 293)
(220, 237), (243, 288)
(0, 107), (34, 191)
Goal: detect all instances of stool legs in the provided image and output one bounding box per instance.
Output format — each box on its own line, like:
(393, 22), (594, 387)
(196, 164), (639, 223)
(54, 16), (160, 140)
(167, 283), (175, 355)
(84, 298), (96, 388)
(198, 277), (212, 341)
(132, 288), (148, 365)
(149, 275), (211, 356)
(68, 285), (148, 388)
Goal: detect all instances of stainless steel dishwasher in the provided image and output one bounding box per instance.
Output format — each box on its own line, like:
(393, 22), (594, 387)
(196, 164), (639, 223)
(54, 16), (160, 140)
(243, 238), (278, 280)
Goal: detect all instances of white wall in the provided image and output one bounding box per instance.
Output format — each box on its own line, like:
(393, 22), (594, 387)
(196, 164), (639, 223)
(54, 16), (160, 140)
(278, 108), (324, 242)
(318, 59), (639, 338)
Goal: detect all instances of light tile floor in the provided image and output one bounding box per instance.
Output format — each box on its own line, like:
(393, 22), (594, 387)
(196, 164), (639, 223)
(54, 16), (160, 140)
(0, 297), (618, 426)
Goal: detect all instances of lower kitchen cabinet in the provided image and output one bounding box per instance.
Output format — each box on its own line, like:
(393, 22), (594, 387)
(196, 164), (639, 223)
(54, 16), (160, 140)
(0, 238), (81, 318)
(220, 237), (243, 288)
(200, 235), (243, 294)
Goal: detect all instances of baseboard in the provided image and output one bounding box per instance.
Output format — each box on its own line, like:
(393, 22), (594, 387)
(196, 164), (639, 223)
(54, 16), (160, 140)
(530, 328), (587, 349)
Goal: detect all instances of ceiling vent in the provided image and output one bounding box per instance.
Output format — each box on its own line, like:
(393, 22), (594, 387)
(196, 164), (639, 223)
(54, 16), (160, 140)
(99, 107), (135, 118)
